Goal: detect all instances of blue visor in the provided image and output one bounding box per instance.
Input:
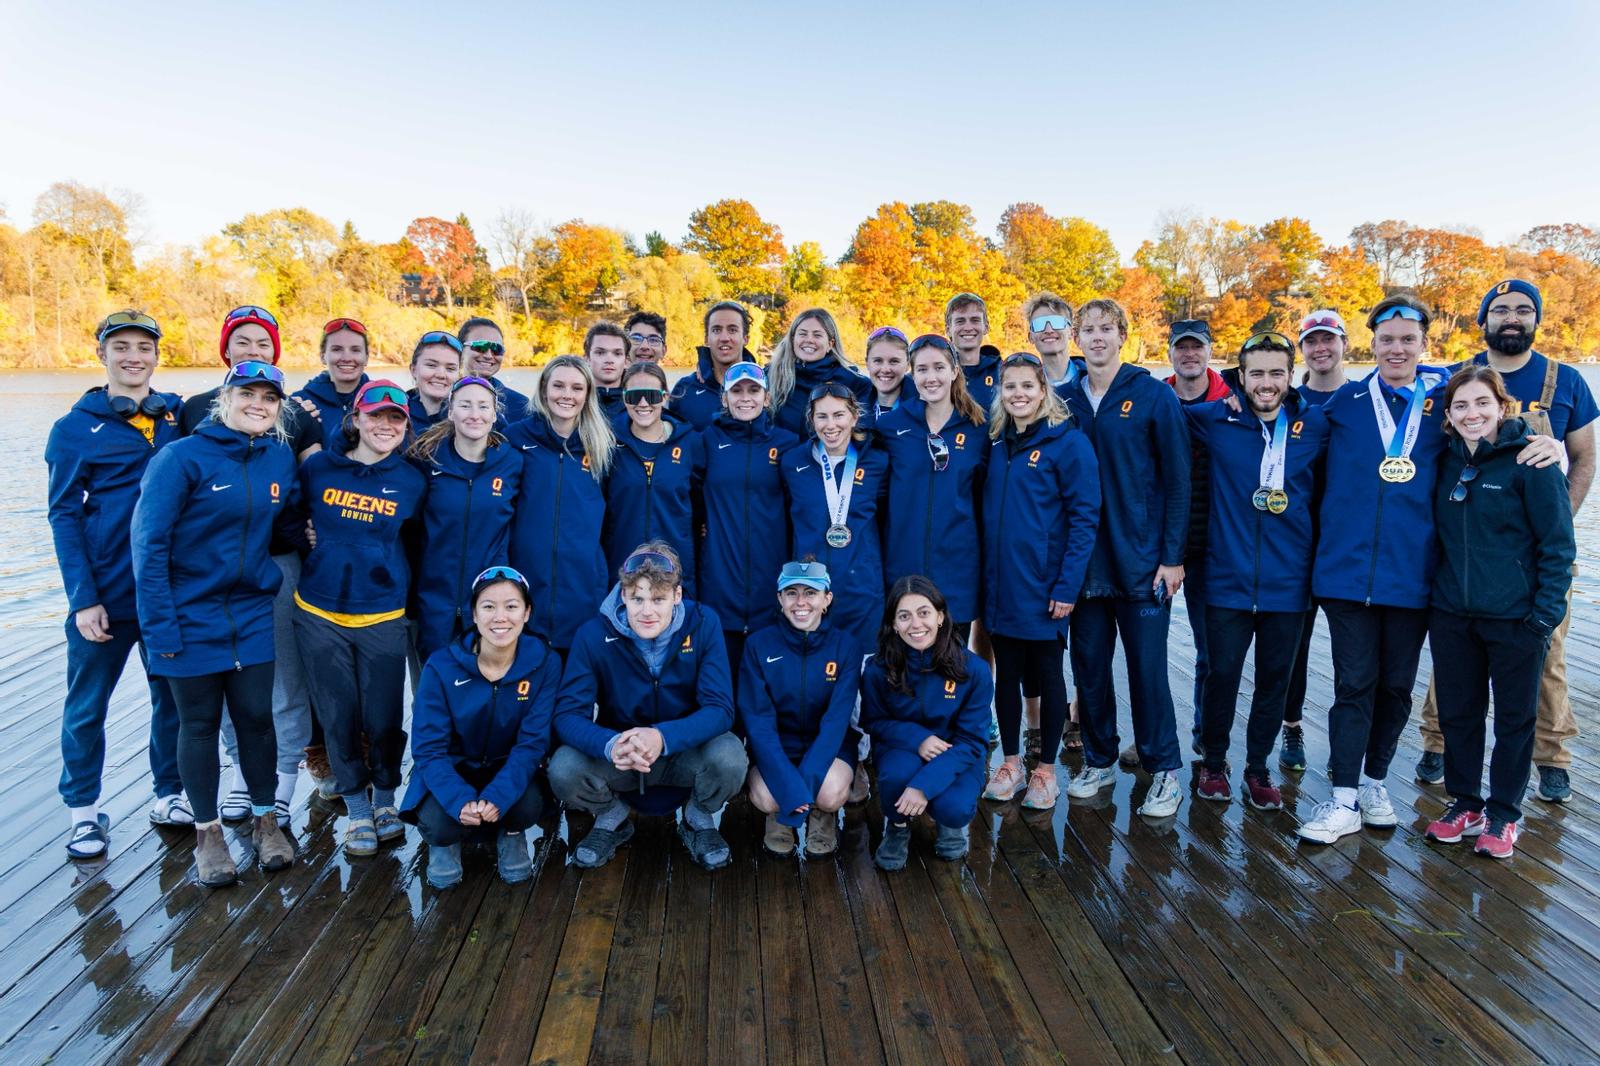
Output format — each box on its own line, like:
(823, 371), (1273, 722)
(777, 560), (831, 591)
(723, 361), (768, 392)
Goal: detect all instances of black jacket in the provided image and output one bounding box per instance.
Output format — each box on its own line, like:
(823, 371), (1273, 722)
(1431, 417), (1574, 634)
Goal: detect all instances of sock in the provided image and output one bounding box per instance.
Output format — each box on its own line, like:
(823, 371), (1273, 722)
(1333, 786), (1358, 810)
(1360, 774), (1384, 790)
(195, 819), (221, 830)
(371, 787), (396, 809)
(275, 772), (297, 806)
(251, 804), (274, 818)
(683, 803), (716, 831)
(594, 800), (630, 831)
(69, 804), (98, 827)
(344, 790), (374, 822)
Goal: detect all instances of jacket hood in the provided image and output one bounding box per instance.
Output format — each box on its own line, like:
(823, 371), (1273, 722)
(614, 409), (690, 451)
(425, 434), (522, 478)
(298, 371), (367, 406)
(515, 411), (588, 455)
(776, 613), (835, 652)
(695, 344), (757, 382)
(322, 440), (409, 476)
(600, 582), (689, 644)
(193, 418), (278, 458)
(445, 625), (550, 680)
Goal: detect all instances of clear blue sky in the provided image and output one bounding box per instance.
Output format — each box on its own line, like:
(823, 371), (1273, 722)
(3, 0), (1597, 264)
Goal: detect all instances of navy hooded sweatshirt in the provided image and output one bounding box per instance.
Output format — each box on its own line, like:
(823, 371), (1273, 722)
(962, 346), (1004, 411)
(982, 417), (1101, 640)
(131, 422), (297, 676)
(781, 434), (891, 652)
(877, 399), (988, 623)
(1183, 395), (1331, 613)
(696, 412), (799, 635)
(293, 371), (369, 450)
(1313, 372), (1450, 609)
(738, 617), (863, 825)
(861, 647), (994, 798)
(773, 352), (874, 438)
(296, 446), (427, 618)
(46, 387), (184, 622)
(401, 629), (561, 820)
(1062, 363), (1192, 599)
(408, 436), (524, 660)
(553, 597), (734, 760)
(603, 414), (705, 596)
(487, 376), (531, 423)
(668, 346), (757, 430)
(407, 389), (448, 437)
(505, 412), (610, 649)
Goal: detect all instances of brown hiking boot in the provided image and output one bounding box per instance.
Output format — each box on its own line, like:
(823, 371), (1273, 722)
(847, 763), (871, 806)
(762, 813), (796, 857)
(194, 823), (238, 887)
(303, 745), (338, 799)
(254, 814), (295, 871)
(804, 808), (839, 859)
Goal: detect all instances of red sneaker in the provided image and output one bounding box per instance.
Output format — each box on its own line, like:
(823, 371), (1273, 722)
(1474, 819), (1519, 859)
(1242, 769), (1282, 811)
(1426, 802), (1487, 844)
(1196, 768), (1231, 803)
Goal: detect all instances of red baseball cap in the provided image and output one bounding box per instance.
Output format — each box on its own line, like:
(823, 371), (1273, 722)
(355, 380), (409, 415)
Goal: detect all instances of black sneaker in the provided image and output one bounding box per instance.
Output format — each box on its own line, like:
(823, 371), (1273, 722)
(1414, 751), (1444, 785)
(1279, 726), (1307, 772)
(875, 822), (911, 871)
(1537, 766), (1571, 804)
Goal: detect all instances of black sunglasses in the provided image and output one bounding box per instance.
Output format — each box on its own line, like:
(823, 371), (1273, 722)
(1449, 464), (1479, 503)
(623, 387), (666, 406)
(907, 334), (953, 356)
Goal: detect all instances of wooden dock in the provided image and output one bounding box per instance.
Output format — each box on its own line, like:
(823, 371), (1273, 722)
(3, 595), (1600, 1065)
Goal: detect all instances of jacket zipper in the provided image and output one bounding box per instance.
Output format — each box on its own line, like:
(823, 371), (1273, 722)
(456, 472), (475, 638)
(548, 452), (565, 636)
(992, 443), (1015, 623)
(224, 438), (254, 670)
(741, 435), (752, 632)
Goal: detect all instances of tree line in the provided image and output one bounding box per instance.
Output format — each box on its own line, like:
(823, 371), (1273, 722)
(2, 181), (1597, 369)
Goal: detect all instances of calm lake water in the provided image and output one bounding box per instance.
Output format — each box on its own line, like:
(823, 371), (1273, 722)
(5, 364), (1599, 629)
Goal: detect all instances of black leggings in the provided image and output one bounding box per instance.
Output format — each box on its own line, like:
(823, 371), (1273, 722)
(414, 786), (545, 845)
(992, 634), (1068, 761)
(168, 663), (277, 824)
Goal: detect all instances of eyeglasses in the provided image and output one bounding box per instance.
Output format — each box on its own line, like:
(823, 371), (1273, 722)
(907, 334), (953, 355)
(1002, 352), (1044, 368)
(323, 317), (367, 336)
(96, 309), (163, 341)
(623, 387), (666, 406)
(464, 339), (505, 355)
(627, 332), (664, 347)
(1486, 305), (1538, 319)
(451, 375), (495, 393)
(1030, 314), (1070, 333)
(223, 360), (285, 389)
(1449, 464), (1479, 503)
(418, 330), (465, 352)
(1242, 332), (1295, 353)
(226, 305), (278, 326)
(472, 565), (530, 591)
(1374, 305), (1425, 325)
(809, 382), (856, 402)
(621, 550), (678, 575)
(927, 433), (950, 472)
(868, 326), (909, 344)
(358, 384), (409, 408)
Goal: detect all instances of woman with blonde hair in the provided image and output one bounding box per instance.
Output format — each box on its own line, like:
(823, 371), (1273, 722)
(768, 308), (872, 436)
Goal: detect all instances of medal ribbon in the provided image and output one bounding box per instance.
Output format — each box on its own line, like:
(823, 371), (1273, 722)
(1258, 413), (1289, 491)
(1367, 373), (1428, 460)
(815, 442), (857, 529)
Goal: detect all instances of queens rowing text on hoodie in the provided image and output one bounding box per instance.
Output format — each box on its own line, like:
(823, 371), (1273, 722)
(295, 446), (427, 621)
(131, 421), (297, 676)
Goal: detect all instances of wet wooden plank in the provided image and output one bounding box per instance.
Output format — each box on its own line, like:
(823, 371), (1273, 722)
(587, 816), (671, 1065)
(647, 838), (712, 1064)
(754, 838), (824, 1065)
(798, 850), (883, 1066)
(706, 801), (765, 1065)
(525, 841), (627, 1066)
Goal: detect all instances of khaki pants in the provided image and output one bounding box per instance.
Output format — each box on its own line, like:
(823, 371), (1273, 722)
(1420, 574), (1577, 769)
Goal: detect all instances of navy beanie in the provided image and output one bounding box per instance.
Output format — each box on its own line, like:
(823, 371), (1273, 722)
(1477, 279), (1542, 326)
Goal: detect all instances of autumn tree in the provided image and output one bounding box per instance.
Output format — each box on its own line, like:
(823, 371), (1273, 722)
(683, 199), (784, 301)
(998, 203), (1119, 307)
(1521, 224), (1600, 266)
(490, 209), (546, 318)
(32, 180), (139, 293)
(613, 252), (724, 367)
(784, 241), (827, 295)
(1350, 220), (1417, 288)
(535, 220), (631, 325)
(404, 215), (480, 311)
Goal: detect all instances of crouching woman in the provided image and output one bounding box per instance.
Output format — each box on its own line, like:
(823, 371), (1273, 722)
(402, 565), (560, 888)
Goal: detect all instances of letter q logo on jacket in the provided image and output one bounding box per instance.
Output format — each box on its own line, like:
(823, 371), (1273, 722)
(270, 482), (280, 501)
(768, 447), (778, 464)
(824, 660), (838, 680)
(944, 679), (958, 697)
(680, 633), (694, 654)
(516, 679), (530, 699)
(1028, 449), (1041, 467)
(491, 477), (503, 495)
(1120, 399), (1134, 415)
(671, 446), (682, 463)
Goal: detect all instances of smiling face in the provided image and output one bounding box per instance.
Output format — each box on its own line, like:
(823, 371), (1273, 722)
(705, 309), (746, 370)
(412, 344), (461, 403)
(1371, 317), (1427, 385)
(1484, 293), (1539, 356)
(449, 382), (497, 442)
(322, 328), (369, 387)
(474, 580), (530, 651)
(947, 303), (987, 357)
(1029, 313), (1070, 358)
(1300, 329), (1345, 375)
(542, 365), (589, 426)
(587, 335), (628, 387)
(1242, 348), (1292, 417)
(911, 346), (957, 405)
(1075, 307), (1125, 369)
(1448, 380), (1504, 443)
(778, 584), (832, 631)
(357, 406), (408, 455)
(865, 340), (909, 397)
(226, 323), (276, 364)
(1169, 336), (1210, 381)
(625, 380), (665, 433)
(222, 381), (282, 436)
(811, 395), (857, 454)
(724, 378), (766, 421)
(893, 592), (944, 651)
(628, 322), (665, 364)
(1001, 364), (1045, 423)
(792, 317), (831, 363)
(623, 577), (682, 639)
(462, 324), (506, 376)
(98, 330), (160, 390)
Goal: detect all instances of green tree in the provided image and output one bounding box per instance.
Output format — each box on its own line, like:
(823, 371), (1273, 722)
(784, 241), (827, 295)
(223, 208), (339, 310)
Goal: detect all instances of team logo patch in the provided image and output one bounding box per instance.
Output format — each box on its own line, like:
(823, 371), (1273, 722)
(1291, 420), (1303, 437)
(1028, 449), (1041, 467)
(944, 679), (958, 697)
(681, 633), (694, 654)
(768, 447), (779, 464)
(1120, 400), (1134, 415)
(643, 459), (655, 476)
(1497, 281), (1512, 295)
(582, 455), (591, 471)
(270, 482), (280, 501)
(1423, 399), (1434, 415)
(671, 446), (682, 462)
(825, 661), (838, 680)
(491, 477), (504, 495)
(955, 432), (966, 448)
(854, 468), (865, 483)
(984, 375), (994, 386)
(516, 679), (530, 699)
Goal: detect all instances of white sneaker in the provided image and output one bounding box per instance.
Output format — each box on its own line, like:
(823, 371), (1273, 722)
(1298, 801), (1361, 843)
(1067, 765), (1117, 799)
(149, 794), (195, 827)
(1138, 770), (1183, 818)
(1358, 782), (1397, 827)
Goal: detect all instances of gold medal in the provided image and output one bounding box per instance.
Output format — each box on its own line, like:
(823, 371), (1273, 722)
(1379, 457), (1416, 483)
(1266, 488), (1289, 514)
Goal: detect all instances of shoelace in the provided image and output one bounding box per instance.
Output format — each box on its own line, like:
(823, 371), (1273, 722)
(1483, 818), (1511, 838)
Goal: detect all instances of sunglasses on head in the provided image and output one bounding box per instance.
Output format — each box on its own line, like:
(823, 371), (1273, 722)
(1374, 305), (1425, 325)
(809, 382), (856, 402)
(907, 334), (952, 356)
(451, 375), (495, 393)
(226, 305), (278, 326)
(621, 550), (678, 575)
(624, 387), (666, 406)
(473, 565), (530, 591)
(868, 326), (909, 344)
(464, 339), (505, 355)
(418, 330), (465, 352)
(96, 309), (162, 341)
(1241, 332), (1295, 353)
(1002, 352), (1044, 368)
(1030, 314), (1070, 333)
(224, 360), (286, 389)
(323, 317), (367, 336)
(1300, 313), (1342, 333)
(359, 384), (409, 407)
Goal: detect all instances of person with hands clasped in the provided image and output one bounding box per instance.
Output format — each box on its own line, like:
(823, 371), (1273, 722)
(739, 561), (863, 859)
(402, 566), (560, 888)
(863, 577), (994, 871)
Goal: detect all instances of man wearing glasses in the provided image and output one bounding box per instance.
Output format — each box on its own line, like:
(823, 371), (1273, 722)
(625, 311), (668, 366)
(1414, 280), (1597, 803)
(945, 293), (1004, 411)
(47, 311), (189, 857)
(458, 317), (530, 422)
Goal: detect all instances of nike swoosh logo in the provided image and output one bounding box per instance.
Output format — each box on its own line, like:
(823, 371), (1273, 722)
(91, 424), (106, 433)
(604, 636), (620, 643)
(454, 678), (470, 686)
(431, 469), (441, 476)
(897, 428), (913, 436)
(381, 487), (396, 495)
(794, 465), (808, 473)
(211, 484), (231, 492)
(718, 442), (733, 449)
(766, 655), (783, 663)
